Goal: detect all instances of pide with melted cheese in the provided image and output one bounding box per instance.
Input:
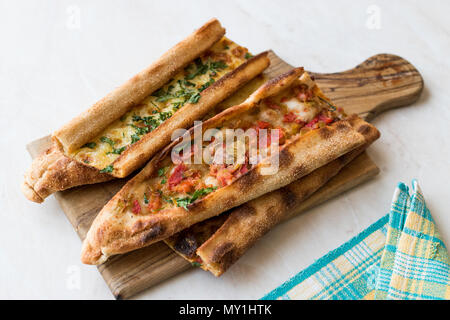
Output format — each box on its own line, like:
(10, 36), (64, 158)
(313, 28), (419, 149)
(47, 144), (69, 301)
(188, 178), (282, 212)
(22, 19), (270, 203)
(81, 68), (370, 265)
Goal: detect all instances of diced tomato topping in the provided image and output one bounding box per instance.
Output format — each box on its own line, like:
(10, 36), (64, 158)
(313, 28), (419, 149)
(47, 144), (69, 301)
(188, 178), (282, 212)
(297, 92), (307, 102)
(172, 179), (196, 194)
(228, 164), (240, 174)
(194, 257), (203, 264)
(132, 199), (141, 215)
(232, 47), (246, 58)
(283, 112), (298, 123)
(268, 128), (286, 146)
(240, 165), (249, 175)
(188, 170), (201, 179)
(318, 114), (334, 124)
(148, 193), (162, 212)
(252, 121), (271, 140)
(264, 98), (280, 110)
(257, 121), (271, 129)
(168, 163), (186, 188)
(280, 97), (289, 103)
(305, 116), (320, 128)
(209, 165), (219, 177)
(278, 128), (286, 143)
(296, 85), (314, 102)
(216, 169), (234, 187)
(268, 102), (281, 110)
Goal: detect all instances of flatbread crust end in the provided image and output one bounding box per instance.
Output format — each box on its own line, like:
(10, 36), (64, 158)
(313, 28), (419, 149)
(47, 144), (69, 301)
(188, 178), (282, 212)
(22, 138), (114, 204)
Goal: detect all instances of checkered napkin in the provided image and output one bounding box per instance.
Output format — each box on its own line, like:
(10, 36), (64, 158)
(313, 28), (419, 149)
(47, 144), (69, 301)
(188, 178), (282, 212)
(261, 180), (450, 300)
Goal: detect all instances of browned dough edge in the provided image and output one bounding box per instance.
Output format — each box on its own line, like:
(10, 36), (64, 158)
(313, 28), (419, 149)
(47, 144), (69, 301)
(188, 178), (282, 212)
(21, 138), (114, 203)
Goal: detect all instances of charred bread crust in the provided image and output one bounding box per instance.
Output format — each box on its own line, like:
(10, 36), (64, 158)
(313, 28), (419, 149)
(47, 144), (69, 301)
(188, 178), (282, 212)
(164, 213), (230, 263)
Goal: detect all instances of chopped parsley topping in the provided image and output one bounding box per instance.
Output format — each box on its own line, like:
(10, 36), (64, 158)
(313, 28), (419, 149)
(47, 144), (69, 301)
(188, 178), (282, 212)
(191, 262), (202, 267)
(143, 193), (149, 205)
(100, 136), (115, 146)
(188, 92), (201, 104)
(175, 198), (191, 210)
(100, 165), (113, 173)
(82, 142), (97, 149)
(162, 195), (174, 204)
(186, 58), (228, 80)
(179, 79), (195, 87)
(131, 134), (140, 144)
(245, 52), (253, 59)
(172, 102), (182, 111)
(158, 167), (167, 177)
(209, 60), (228, 74)
(176, 187), (217, 210)
(128, 58), (228, 141)
(318, 96), (337, 111)
(152, 88), (173, 102)
(132, 115), (159, 130)
(186, 58), (208, 80)
(199, 78), (215, 92)
(80, 54), (233, 170)
(107, 146), (126, 155)
(159, 111), (172, 121)
(130, 124), (150, 136)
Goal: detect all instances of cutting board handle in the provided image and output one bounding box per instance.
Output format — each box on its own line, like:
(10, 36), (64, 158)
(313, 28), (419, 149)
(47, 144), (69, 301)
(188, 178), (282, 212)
(310, 54), (424, 121)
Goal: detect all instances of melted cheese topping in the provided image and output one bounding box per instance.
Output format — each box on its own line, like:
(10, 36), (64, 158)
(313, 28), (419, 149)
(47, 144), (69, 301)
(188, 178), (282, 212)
(124, 73), (348, 216)
(70, 38), (251, 171)
(284, 98), (318, 123)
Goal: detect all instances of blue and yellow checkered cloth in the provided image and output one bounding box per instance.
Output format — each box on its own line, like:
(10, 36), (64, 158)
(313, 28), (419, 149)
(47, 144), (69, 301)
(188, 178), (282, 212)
(262, 180), (450, 300)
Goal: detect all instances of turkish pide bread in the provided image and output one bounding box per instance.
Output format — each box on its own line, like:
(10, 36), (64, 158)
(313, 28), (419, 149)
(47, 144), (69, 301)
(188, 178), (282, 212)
(81, 68), (370, 265)
(22, 18), (270, 203)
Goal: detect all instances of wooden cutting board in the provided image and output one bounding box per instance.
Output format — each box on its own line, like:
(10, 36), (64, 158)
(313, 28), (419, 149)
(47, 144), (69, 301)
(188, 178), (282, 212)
(26, 51), (423, 299)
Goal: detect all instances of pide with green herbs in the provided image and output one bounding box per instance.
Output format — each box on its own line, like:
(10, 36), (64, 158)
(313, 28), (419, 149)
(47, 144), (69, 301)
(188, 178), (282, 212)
(126, 72), (347, 216)
(81, 68), (370, 265)
(72, 38), (253, 172)
(22, 19), (270, 203)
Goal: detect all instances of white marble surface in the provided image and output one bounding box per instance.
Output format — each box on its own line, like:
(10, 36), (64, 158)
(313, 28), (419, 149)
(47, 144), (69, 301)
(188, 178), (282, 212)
(1, 0), (449, 299)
